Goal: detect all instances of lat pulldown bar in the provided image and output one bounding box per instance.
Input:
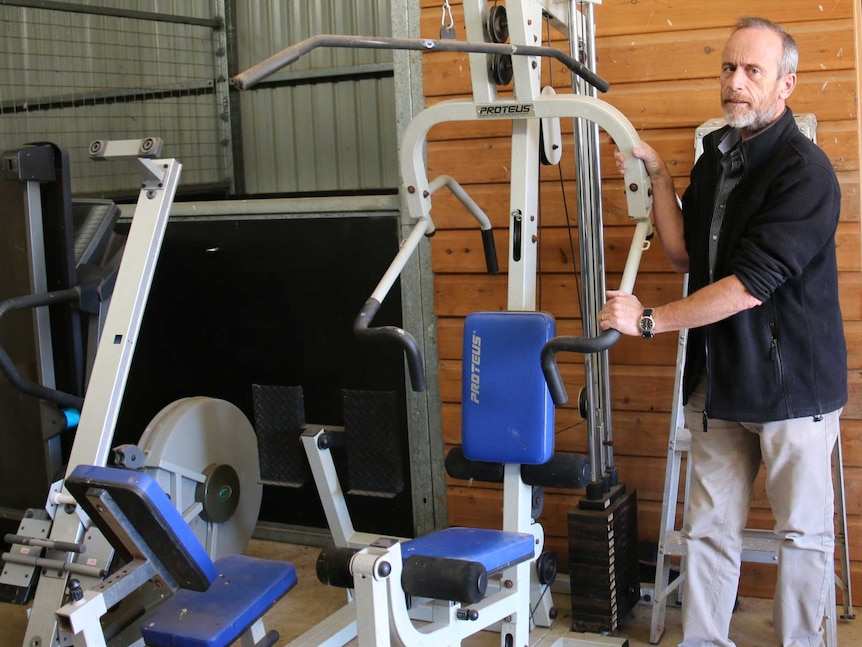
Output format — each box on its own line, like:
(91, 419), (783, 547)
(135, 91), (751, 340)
(232, 33), (610, 93)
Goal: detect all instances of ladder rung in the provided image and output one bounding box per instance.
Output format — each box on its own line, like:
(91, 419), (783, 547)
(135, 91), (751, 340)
(661, 528), (848, 564)
(660, 531), (687, 556)
(670, 426), (690, 451)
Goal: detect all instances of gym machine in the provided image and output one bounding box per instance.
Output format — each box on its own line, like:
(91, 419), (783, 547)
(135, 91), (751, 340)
(0, 142), (115, 522)
(0, 143), (124, 611)
(3, 139), (264, 647)
(235, 0), (652, 644)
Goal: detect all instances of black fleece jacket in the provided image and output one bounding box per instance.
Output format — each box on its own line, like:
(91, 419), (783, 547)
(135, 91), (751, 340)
(680, 108), (847, 422)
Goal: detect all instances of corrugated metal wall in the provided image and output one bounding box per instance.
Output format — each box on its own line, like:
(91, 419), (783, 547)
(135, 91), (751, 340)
(0, 0), (230, 195)
(235, 0), (399, 194)
(2, 1), (403, 196)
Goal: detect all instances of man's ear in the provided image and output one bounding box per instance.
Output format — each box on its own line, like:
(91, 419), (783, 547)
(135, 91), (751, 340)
(779, 73), (797, 100)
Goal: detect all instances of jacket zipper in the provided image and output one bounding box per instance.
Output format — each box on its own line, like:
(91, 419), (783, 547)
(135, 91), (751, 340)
(703, 325), (710, 432)
(770, 322), (783, 384)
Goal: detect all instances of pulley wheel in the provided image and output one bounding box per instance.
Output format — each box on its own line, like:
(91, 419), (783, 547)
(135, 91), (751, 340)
(487, 4), (509, 43)
(490, 53), (513, 86)
(531, 484), (544, 520)
(578, 385), (589, 420)
(536, 550), (559, 586)
(137, 397), (262, 560)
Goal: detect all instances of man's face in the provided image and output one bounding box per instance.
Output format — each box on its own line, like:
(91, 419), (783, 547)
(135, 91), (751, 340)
(720, 27), (796, 137)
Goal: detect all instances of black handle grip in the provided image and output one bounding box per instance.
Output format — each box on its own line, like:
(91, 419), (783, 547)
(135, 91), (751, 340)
(0, 288), (84, 411)
(541, 330), (621, 405)
(480, 229), (499, 275)
(354, 299), (426, 392)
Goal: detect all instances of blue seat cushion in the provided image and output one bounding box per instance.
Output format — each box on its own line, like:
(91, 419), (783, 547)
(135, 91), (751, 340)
(399, 528), (535, 603)
(402, 527), (535, 574)
(140, 554), (297, 647)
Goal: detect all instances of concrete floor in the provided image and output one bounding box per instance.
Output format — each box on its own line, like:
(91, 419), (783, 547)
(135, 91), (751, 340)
(2, 539), (860, 646)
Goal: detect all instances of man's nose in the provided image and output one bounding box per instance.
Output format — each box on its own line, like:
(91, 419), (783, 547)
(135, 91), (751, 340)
(726, 67), (747, 90)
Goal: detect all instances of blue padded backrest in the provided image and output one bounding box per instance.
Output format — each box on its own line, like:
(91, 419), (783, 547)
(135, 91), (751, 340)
(65, 464), (217, 592)
(461, 311), (555, 465)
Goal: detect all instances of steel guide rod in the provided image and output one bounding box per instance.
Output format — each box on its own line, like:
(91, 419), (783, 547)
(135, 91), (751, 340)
(570, 0), (615, 487)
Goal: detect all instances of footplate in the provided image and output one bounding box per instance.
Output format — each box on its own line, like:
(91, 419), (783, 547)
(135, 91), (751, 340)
(343, 389), (403, 497)
(252, 384), (310, 487)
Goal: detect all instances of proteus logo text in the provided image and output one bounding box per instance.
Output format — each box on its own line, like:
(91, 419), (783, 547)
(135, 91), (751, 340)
(476, 103), (534, 118)
(469, 332), (481, 403)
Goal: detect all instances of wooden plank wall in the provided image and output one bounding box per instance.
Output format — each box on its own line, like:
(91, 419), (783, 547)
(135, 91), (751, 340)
(417, 0), (862, 599)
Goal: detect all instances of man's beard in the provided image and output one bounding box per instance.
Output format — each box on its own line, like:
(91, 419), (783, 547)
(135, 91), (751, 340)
(722, 97), (778, 132)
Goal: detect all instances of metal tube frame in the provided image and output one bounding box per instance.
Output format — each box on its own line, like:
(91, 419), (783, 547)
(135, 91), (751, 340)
(230, 2), (652, 644)
(21, 147), (182, 647)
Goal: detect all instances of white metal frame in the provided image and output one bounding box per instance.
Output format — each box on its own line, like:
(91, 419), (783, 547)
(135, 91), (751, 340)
(20, 141), (182, 647)
(338, 0), (652, 638)
(230, 1), (652, 643)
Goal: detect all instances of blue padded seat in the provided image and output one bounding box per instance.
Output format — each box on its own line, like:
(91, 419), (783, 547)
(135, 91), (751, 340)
(386, 312), (552, 603)
(401, 527), (534, 575)
(64, 465), (297, 647)
(140, 554), (297, 647)
(399, 528), (535, 603)
(461, 311), (555, 465)
(390, 312), (555, 602)
(318, 312), (555, 606)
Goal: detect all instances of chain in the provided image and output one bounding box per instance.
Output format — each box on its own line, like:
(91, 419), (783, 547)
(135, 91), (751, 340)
(441, 0), (454, 29)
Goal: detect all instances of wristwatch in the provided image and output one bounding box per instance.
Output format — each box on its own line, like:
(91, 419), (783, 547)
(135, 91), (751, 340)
(639, 308), (656, 339)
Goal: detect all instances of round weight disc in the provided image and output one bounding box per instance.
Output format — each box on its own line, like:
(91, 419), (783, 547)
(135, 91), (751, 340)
(137, 397), (262, 560)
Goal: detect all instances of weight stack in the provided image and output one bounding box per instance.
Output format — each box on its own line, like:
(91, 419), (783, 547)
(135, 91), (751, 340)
(568, 485), (640, 633)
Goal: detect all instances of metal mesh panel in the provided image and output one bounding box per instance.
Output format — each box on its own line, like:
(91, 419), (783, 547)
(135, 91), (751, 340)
(0, 3), (230, 195)
(235, 0), (399, 194)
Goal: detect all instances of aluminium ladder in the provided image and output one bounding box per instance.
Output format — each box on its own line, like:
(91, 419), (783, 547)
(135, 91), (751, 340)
(649, 311), (855, 646)
(650, 114), (855, 645)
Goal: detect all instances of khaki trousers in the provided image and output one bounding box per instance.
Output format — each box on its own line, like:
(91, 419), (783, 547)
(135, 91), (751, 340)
(679, 379), (840, 647)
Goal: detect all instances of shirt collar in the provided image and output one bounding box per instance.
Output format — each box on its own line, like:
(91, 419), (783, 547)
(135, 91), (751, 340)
(718, 128), (742, 154)
(718, 108), (791, 158)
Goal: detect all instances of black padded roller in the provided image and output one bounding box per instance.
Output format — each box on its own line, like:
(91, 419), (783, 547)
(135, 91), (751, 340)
(316, 546), (360, 589)
(445, 447), (504, 483)
(402, 555), (488, 604)
(522, 452), (591, 489)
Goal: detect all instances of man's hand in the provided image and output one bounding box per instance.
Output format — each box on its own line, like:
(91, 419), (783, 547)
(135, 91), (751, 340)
(599, 290), (646, 337)
(614, 142), (665, 178)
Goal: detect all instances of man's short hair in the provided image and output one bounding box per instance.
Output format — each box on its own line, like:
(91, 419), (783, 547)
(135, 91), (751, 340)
(733, 17), (799, 76)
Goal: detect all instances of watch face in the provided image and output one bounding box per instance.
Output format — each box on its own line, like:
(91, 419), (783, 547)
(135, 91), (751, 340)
(640, 312), (655, 337)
